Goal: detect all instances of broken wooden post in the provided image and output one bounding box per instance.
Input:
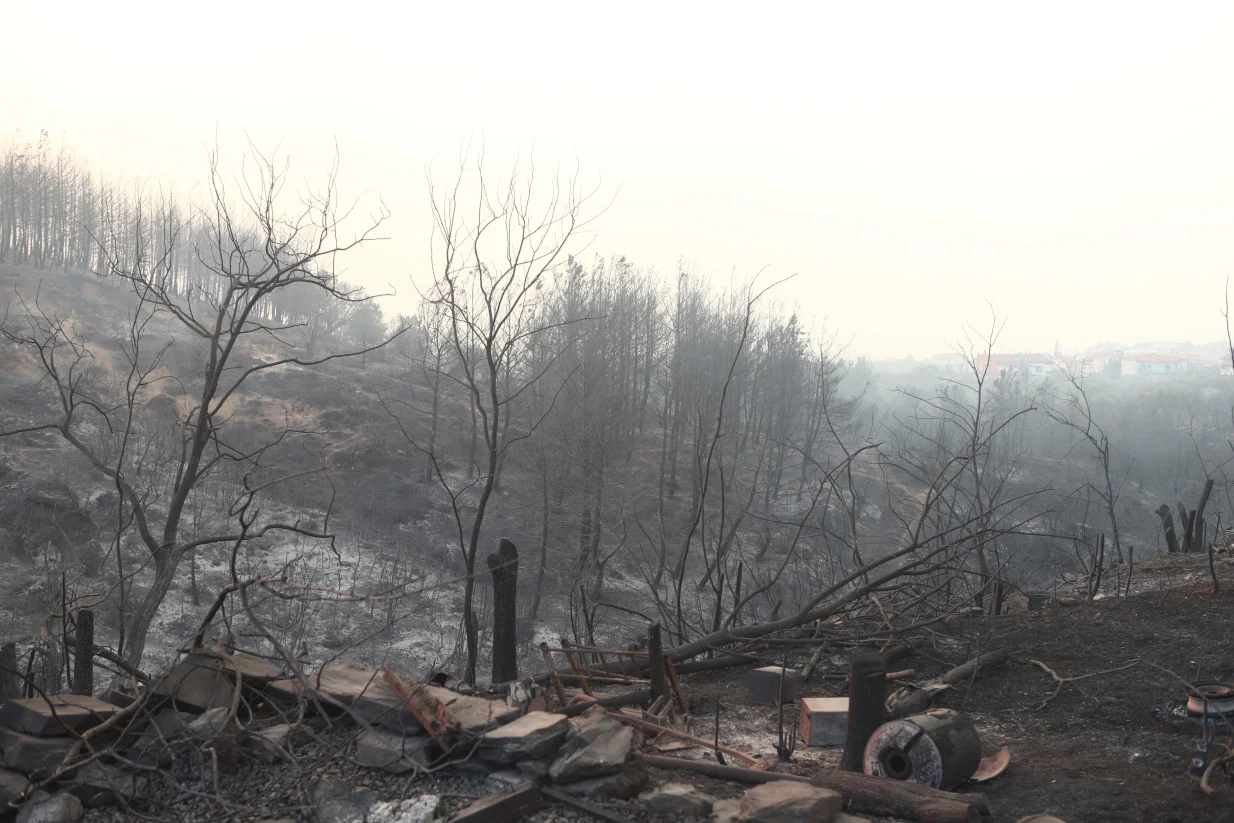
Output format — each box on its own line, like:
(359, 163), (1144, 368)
(72, 609), (94, 696)
(647, 620), (666, 704)
(1194, 478), (1215, 549)
(488, 539), (519, 684)
(1158, 504), (1180, 552)
(841, 651), (886, 772)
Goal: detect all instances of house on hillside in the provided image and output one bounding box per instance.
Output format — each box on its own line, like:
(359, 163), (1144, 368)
(1075, 351), (1123, 377)
(1023, 353), (1055, 377)
(1121, 353), (1188, 376)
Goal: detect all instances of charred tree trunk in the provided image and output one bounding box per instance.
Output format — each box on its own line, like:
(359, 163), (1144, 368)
(488, 539), (519, 684)
(1157, 505), (1180, 553)
(841, 652), (886, 772)
(72, 609), (94, 696)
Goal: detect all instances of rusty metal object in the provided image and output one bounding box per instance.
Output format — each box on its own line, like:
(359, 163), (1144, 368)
(970, 746), (1011, 783)
(863, 709), (983, 790)
(380, 667), (462, 750)
(1185, 681), (1234, 716)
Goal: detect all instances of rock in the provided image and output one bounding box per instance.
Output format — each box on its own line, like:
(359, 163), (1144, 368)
(516, 758), (552, 779)
(737, 783), (842, 823)
(307, 661), (518, 735)
(477, 711), (570, 763)
(549, 725), (636, 782)
(368, 795), (440, 823)
(248, 723), (293, 764)
(554, 761), (648, 800)
(832, 815), (873, 823)
(482, 769), (529, 793)
(187, 706), (232, 739)
(355, 729), (434, 773)
(712, 798), (742, 823)
(63, 761), (146, 808)
(0, 696), (121, 736)
(641, 783), (715, 816)
(15, 792), (84, 823)
(641, 784), (720, 819)
(0, 728), (74, 777)
(0, 767), (29, 809)
(311, 778), (376, 823)
(154, 653), (236, 712)
(446, 759), (493, 778)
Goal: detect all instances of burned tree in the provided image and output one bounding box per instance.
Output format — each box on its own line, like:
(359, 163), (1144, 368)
(414, 150), (603, 683)
(0, 144), (392, 668)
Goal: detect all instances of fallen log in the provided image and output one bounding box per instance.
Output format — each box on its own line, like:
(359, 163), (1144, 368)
(811, 771), (987, 823)
(941, 652), (1008, 686)
(638, 755), (990, 823)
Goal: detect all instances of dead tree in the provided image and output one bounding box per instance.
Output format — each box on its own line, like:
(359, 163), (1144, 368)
(418, 149), (603, 683)
(1041, 362), (1125, 565)
(0, 143), (393, 668)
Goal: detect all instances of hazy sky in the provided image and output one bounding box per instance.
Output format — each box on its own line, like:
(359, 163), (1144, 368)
(5, 1), (1234, 358)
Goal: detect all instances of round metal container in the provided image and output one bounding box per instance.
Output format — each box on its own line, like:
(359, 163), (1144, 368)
(1185, 681), (1234, 716)
(863, 708), (982, 790)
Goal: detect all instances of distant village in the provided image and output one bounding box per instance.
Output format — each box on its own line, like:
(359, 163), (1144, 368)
(933, 349), (1231, 379)
(875, 346), (1234, 379)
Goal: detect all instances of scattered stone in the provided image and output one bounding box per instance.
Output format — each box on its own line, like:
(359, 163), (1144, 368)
(554, 761), (648, 800)
(0, 727), (74, 777)
(548, 723), (636, 782)
(368, 794), (440, 823)
(248, 723), (293, 764)
(482, 769), (529, 793)
(187, 706), (232, 739)
(311, 778), (376, 823)
(0, 696), (121, 737)
(446, 759), (494, 778)
(15, 792), (84, 823)
(746, 666), (802, 705)
(640, 783), (715, 816)
(355, 728), (434, 773)
(516, 758), (551, 779)
(477, 711), (570, 763)
(712, 797), (742, 823)
(154, 653), (236, 712)
(737, 782), (842, 823)
(63, 761), (146, 808)
(0, 766), (29, 809)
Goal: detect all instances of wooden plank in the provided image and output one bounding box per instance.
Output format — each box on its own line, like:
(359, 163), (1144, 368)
(0, 695), (121, 736)
(448, 783), (542, 823)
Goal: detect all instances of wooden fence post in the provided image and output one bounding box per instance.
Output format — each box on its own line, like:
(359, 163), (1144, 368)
(488, 539), (519, 684)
